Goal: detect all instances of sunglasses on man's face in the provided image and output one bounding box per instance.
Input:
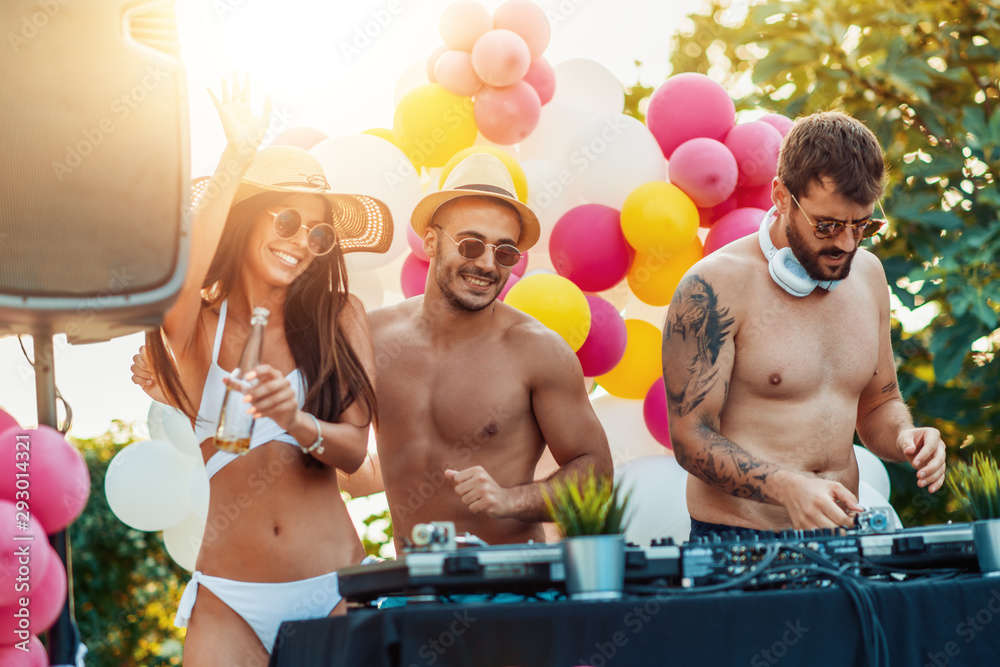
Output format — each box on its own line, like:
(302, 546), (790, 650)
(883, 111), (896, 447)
(436, 227), (522, 268)
(269, 208), (338, 256)
(788, 192), (886, 241)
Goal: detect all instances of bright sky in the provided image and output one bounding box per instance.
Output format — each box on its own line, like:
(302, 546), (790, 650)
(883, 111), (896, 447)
(0, 0), (708, 437)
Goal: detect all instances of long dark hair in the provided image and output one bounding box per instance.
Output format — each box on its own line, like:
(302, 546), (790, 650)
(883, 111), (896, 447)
(146, 191), (377, 435)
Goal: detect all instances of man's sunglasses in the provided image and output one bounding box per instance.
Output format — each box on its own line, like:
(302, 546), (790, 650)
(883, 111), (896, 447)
(269, 208), (338, 257)
(788, 192), (887, 240)
(436, 227), (522, 268)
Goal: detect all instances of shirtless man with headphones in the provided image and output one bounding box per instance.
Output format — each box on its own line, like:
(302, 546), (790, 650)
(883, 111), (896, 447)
(662, 111), (947, 537)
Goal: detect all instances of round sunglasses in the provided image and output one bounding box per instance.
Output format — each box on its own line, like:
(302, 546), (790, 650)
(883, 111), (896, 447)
(788, 192), (886, 240)
(436, 227), (522, 268)
(269, 208), (338, 256)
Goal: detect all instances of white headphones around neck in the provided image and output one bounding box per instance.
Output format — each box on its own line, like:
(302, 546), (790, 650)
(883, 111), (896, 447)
(757, 207), (840, 297)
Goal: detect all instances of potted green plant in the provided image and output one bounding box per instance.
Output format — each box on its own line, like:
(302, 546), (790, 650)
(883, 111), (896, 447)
(542, 468), (632, 600)
(946, 452), (1000, 573)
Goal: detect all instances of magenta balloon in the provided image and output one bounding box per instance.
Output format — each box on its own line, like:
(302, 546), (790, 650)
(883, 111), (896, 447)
(698, 192), (738, 228)
(499, 272), (521, 301)
(0, 425), (90, 534)
(645, 73), (736, 158)
(724, 121), (783, 188)
(434, 50), (482, 97)
(401, 253), (430, 298)
(759, 112), (794, 137)
(0, 545), (65, 637)
(511, 250), (529, 278)
(0, 635), (46, 667)
(522, 57), (555, 105)
(0, 499), (52, 607)
(470, 29), (531, 87)
(668, 138), (738, 208)
(736, 182), (774, 210)
(406, 225), (430, 261)
(704, 207), (767, 255)
(575, 295), (627, 377)
(643, 378), (672, 449)
(549, 204), (633, 292)
(473, 81), (541, 145)
(269, 126), (329, 151)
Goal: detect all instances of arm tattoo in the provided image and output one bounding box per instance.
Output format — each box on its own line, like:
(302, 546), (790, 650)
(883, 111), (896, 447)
(685, 416), (778, 504)
(663, 275), (734, 417)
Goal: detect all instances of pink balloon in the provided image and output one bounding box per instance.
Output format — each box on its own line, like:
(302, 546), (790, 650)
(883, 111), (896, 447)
(0, 499), (52, 608)
(724, 121), (783, 188)
(698, 192), (738, 228)
(401, 253), (430, 298)
(434, 50), (482, 97)
(0, 635), (46, 666)
(499, 272), (521, 301)
(440, 0), (493, 51)
(0, 545), (66, 638)
(470, 29), (531, 87)
(645, 73), (736, 158)
(492, 0), (551, 61)
(426, 44), (449, 82)
(704, 207), (767, 255)
(511, 250), (529, 278)
(522, 57), (555, 105)
(0, 409), (17, 435)
(406, 225), (430, 261)
(269, 126), (328, 151)
(0, 425), (90, 534)
(473, 81), (541, 145)
(549, 205), (633, 292)
(668, 138), (738, 208)
(760, 112), (794, 137)
(643, 379), (672, 449)
(575, 295), (627, 377)
(736, 182), (774, 210)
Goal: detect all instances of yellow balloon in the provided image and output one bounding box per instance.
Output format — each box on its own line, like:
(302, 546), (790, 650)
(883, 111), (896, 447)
(439, 146), (528, 203)
(621, 181), (699, 256)
(393, 84), (477, 169)
(596, 319), (662, 400)
(504, 274), (591, 351)
(627, 238), (704, 307)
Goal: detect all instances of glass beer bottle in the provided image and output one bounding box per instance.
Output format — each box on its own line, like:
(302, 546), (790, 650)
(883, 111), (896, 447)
(214, 306), (270, 454)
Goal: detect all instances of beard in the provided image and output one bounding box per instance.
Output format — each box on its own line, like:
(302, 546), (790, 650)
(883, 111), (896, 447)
(786, 216), (857, 282)
(435, 262), (507, 312)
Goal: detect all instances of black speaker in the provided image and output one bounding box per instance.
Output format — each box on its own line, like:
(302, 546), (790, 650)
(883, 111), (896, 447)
(0, 0), (189, 343)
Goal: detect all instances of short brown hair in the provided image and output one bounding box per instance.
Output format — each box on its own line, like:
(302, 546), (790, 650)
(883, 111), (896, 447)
(777, 111), (885, 205)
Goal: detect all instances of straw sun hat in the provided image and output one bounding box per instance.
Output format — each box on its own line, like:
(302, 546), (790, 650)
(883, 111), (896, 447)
(191, 146), (393, 254)
(410, 153), (540, 251)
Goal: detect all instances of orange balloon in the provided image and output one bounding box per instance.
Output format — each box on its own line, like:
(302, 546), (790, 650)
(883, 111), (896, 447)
(627, 238), (704, 307)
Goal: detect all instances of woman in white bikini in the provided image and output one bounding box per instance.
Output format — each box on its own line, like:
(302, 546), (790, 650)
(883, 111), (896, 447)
(143, 76), (391, 665)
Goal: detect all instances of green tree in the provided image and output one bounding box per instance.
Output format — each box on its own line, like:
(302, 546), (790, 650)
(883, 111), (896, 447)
(670, 0), (1000, 525)
(70, 422), (186, 666)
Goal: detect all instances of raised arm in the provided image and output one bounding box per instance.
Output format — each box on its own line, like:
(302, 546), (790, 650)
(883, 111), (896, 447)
(162, 75), (272, 352)
(663, 272), (861, 529)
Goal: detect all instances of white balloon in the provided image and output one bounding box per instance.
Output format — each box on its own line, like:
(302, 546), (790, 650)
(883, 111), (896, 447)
(565, 114), (666, 209)
(521, 159), (581, 252)
(312, 134), (422, 272)
(551, 59), (625, 117)
(857, 481), (902, 530)
(147, 401), (200, 458)
(518, 99), (597, 163)
(105, 440), (197, 531)
(591, 394), (666, 467)
(854, 445), (891, 499)
(350, 269), (386, 310)
(393, 59), (430, 106)
(163, 511), (206, 572)
(615, 455), (690, 546)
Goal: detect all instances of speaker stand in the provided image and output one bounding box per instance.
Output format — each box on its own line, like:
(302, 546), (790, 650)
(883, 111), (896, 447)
(33, 331), (81, 666)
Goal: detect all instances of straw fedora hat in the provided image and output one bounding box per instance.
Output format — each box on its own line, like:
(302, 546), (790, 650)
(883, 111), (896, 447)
(191, 146), (393, 254)
(410, 153), (540, 251)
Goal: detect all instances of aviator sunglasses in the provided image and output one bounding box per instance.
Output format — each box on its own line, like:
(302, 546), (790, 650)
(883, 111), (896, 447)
(436, 227), (522, 268)
(268, 208), (338, 256)
(788, 191), (887, 241)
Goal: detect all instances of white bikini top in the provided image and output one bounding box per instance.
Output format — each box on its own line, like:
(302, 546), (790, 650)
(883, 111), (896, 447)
(757, 207), (840, 297)
(195, 300), (306, 480)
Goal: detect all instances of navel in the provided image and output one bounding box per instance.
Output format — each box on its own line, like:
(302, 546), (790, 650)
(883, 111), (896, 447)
(769, 373), (782, 386)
